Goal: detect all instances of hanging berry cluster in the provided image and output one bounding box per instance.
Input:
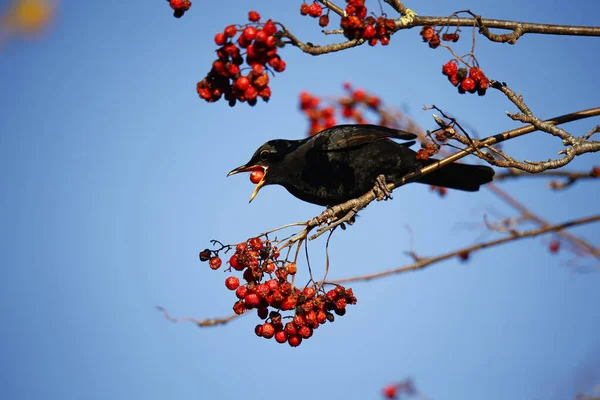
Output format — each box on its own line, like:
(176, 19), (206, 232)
(415, 142), (438, 161)
(196, 11), (286, 107)
(420, 25), (461, 49)
(300, 2), (329, 27)
(167, 0), (191, 18)
(299, 83), (383, 135)
(199, 237), (357, 347)
(442, 62), (489, 95)
(340, 0), (396, 46)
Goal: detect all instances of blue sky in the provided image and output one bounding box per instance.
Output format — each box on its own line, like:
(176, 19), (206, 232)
(1, 1), (599, 399)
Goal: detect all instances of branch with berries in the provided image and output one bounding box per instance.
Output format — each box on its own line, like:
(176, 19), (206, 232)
(291, 85), (599, 257)
(167, 2), (599, 106)
(158, 211), (598, 331)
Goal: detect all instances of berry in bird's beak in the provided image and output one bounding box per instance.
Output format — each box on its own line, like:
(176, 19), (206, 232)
(249, 168), (264, 184)
(227, 165), (268, 203)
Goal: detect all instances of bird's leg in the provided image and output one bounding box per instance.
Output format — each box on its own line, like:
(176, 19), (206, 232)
(373, 174), (393, 201)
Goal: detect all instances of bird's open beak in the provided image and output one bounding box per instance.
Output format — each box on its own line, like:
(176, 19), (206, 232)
(227, 165), (268, 203)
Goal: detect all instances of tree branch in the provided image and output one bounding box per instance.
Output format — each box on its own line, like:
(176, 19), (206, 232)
(333, 214), (600, 284)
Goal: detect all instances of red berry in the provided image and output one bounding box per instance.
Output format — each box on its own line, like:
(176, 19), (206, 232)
(458, 251), (470, 261)
(284, 322), (297, 336)
(319, 14), (329, 27)
(274, 59), (286, 72)
(235, 285), (248, 299)
(353, 89), (366, 102)
(549, 240), (560, 253)
(261, 322), (275, 338)
(225, 276), (240, 290)
(265, 35), (276, 48)
(420, 26), (434, 41)
(248, 169), (264, 184)
(235, 242), (246, 252)
(274, 330), (288, 343)
(244, 293), (261, 309)
(254, 324), (263, 336)
(302, 286), (316, 299)
(591, 166), (600, 177)
(242, 26), (257, 41)
(263, 20), (277, 35)
(214, 33), (226, 46)
(248, 237), (263, 251)
(248, 11), (260, 22)
(224, 25), (237, 38)
(287, 262), (297, 275)
(170, 0), (184, 9)
(288, 334), (302, 347)
(252, 64), (264, 75)
(382, 384), (398, 399)
(308, 2), (322, 17)
(442, 61), (458, 76)
(234, 76), (250, 92)
(233, 300), (245, 315)
(297, 325), (313, 339)
(209, 256), (222, 270)
(300, 3), (309, 15)
(245, 86), (258, 100)
(229, 254), (244, 271)
(460, 77), (476, 92)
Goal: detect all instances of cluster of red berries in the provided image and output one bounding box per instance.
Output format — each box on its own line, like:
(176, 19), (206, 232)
(341, 1), (396, 46)
(300, 2), (330, 27)
(299, 92), (337, 135)
(429, 185), (448, 197)
(442, 61), (489, 95)
(420, 25), (460, 48)
(415, 142), (438, 161)
(196, 12), (285, 106)
(200, 237), (357, 347)
(167, 0), (191, 18)
(299, 83), (384, 136)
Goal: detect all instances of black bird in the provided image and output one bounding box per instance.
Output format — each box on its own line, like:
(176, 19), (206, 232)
(228, 124), (494, 206)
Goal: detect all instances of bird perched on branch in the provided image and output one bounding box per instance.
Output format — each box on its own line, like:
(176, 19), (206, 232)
(228, 124), (495, 206)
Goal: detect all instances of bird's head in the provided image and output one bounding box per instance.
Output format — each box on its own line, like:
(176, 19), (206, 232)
(227, 139), (298, 202)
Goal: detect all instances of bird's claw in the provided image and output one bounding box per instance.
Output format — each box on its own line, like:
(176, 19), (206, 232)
(373, 175), (393, 201)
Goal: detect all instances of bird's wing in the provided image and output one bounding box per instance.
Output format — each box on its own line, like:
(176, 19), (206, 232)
(318, 124), (417, 152)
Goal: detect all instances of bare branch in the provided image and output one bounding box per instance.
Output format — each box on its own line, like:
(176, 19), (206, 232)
(406, 15), (600, 39)
(156, 306), (243, 327)
(333, 214), (600, 284)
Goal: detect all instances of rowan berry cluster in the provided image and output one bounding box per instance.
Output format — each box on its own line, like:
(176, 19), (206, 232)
(420, 25), (460, 49)
(167, 0), (191, 18)
(442, 61), (489, 95)
(429, 185), (448, 197)
(341, 1), (396, 46)
(196, 12), (285, 106)
(415, 142), (438, 160)
(299, 83), (383, 135)
(299, 92), (337, 135)
(200, 237), (357, 347)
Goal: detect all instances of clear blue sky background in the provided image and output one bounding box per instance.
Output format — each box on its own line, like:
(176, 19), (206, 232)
(1, 1), (599, 399)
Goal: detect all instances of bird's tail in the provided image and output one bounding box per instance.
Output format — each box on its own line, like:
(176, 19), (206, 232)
(416, 161), (494, 192)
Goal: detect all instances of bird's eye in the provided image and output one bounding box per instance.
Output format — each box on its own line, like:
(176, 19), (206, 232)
(259, 149), (270, 161)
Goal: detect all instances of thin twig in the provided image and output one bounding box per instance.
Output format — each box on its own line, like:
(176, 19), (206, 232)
(333, 214), (600, 284)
